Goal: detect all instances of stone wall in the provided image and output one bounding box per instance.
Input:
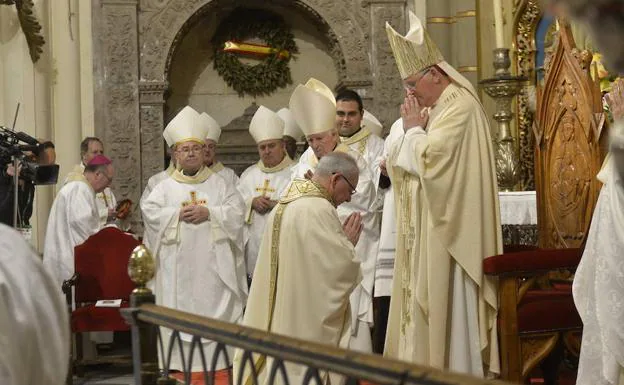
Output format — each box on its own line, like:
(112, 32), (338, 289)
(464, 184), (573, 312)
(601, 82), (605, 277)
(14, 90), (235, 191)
(92, 0), (406, 230)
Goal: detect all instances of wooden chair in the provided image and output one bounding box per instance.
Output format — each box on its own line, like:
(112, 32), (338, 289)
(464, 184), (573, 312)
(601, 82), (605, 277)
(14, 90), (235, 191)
(62, 226), (140, 378)
(485, 20), (608, 384)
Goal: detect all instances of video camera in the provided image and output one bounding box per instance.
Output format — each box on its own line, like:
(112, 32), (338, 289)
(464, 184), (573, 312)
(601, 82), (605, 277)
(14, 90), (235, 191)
(0, 126), (59, 185)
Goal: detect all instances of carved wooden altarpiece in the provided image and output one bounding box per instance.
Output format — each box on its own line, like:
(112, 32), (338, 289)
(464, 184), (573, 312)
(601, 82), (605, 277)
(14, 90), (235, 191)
(534, 21), (607, 249)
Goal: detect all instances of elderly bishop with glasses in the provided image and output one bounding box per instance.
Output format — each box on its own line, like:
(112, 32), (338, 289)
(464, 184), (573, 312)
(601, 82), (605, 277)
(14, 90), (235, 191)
(383, 12), (502, 377)
(141, 106), (248, 373)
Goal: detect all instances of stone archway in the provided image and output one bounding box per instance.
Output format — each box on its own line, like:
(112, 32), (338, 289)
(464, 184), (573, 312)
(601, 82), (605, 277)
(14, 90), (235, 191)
(92, 0), (405, 229)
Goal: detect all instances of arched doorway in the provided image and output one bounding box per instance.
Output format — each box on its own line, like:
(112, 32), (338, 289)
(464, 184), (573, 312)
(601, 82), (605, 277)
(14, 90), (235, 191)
(92, 0), (405, 228)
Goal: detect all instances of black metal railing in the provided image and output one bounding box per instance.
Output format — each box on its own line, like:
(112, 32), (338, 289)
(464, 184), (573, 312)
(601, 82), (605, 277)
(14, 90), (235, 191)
(121, 296), (511, 385)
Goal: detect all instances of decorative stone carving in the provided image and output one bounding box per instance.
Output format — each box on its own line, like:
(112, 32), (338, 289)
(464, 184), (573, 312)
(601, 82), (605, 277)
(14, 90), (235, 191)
(100, 0), (141, 229)
(139, 81), (168, 197)
(139, 0), (374, 84)
(368, 3), (404, 131)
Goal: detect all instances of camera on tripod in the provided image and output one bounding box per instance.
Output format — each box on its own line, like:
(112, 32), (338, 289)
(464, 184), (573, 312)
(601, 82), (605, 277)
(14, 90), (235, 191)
(0, 126), (59, 185)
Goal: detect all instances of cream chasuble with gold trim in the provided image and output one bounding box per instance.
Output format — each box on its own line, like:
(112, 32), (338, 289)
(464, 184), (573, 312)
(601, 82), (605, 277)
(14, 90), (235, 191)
(233, 178), (361, 385)
(384, 83), (501, 376)
(290, 144), (378, 352)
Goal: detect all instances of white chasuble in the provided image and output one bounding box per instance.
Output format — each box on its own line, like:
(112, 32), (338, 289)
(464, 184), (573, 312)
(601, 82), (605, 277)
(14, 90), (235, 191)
(291, 144), (378, 352)
(43, 178), (100, 285)
(573, 154), (624, 385)
(233, 179), (361, 385)
(384, 83), (501, 377)
(140, 162), (176, 248)
(238, 157), (294, 277)
(141, 169), (247, 371)
(211, 162), (240, 186)
(1, 225), (70, 385)
(65, 163), (116, 228)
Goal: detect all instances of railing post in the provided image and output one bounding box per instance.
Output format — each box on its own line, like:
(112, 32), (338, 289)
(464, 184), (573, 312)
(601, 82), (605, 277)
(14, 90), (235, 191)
(127, 244), (158, 385)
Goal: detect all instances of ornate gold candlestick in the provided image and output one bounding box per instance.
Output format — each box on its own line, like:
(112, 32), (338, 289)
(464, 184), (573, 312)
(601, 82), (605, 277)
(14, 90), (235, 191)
(479, 48), (527, 191)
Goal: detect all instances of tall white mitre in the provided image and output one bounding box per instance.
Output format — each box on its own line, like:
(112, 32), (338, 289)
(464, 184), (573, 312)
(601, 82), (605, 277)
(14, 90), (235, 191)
(289, 78), (336, 137)
(277, 108), (304, 141)
(164, 106), (207, 144)
(385, 11), (478, 98)
(249, 106), (285, 144)
(199, 112), (222, 142)
(362, 110), (383, 137)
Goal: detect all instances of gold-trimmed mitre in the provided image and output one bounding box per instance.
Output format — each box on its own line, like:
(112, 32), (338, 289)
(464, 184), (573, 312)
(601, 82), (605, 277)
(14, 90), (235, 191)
(304, 78), (336, 106)
(289, 78), (336, 137)
(386, 11), (444, 79)
(249, 106), (285, 143)
(199, 112), (221, 143)
(165, 106), (207, 145)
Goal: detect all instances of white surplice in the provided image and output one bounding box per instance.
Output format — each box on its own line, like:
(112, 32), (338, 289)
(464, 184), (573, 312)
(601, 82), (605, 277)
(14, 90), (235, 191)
(238, 158), (294, 276)
(140, 163), (175, 248)
(65, 163), (116, 227)
(573, 154), (624, 385)
(141, 170), (248, 371)
(0, 224), (70, 385)
(374, 122), (404, 297)
(43, 178), (100, 285)
(291, 144), (378, 352)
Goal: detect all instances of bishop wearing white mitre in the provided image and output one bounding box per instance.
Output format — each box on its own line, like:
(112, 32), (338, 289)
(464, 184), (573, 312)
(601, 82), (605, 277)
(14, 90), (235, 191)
(238, 106), (294, 279)
(141, 106), (247, 371)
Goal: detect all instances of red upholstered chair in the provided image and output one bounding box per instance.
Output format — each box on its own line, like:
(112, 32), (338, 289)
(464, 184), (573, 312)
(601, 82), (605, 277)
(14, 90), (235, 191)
(483, 248), (583, 384)
(62, 227), (140, 377)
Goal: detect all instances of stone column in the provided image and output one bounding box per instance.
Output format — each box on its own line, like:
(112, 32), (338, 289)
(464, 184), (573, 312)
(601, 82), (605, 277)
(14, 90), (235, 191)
(99, 0), (141, 228)
(138, 81), (167, 193)
(366, 0), (406, 131)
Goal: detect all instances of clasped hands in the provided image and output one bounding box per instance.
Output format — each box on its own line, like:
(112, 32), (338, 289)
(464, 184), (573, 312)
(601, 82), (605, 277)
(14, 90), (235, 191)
(252, 196), (277, 214)
(401, 95), (429, 131)
(179, 204), (210, 224)
(342, 212), (363, 246)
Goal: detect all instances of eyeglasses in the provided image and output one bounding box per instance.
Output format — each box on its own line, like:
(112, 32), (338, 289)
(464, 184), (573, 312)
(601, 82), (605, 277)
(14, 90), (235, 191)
(339, 174), (357, 195)
(176, 145), (205, 155)
(403, 68), (431, 91)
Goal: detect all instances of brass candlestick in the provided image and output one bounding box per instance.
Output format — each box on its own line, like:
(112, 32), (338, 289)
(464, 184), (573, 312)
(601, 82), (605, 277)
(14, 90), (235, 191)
(479, 48), (527, 191)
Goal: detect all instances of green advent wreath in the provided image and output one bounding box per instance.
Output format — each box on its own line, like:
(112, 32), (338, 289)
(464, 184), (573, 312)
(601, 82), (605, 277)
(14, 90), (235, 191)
(212, 8), (299, 97)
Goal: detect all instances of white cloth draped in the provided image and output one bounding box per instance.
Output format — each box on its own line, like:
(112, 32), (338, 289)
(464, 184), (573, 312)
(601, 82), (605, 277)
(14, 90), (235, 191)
(43, 179), (100, 285)
(141, 174), (247, 371)
(0, 224), (70, 385)
(574, 155), (624, 385)
(375, 121), (404, 298)
(498, 191), (537, 225)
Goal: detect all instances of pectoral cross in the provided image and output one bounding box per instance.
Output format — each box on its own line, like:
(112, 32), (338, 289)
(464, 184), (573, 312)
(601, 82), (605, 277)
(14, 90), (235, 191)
(181, 191), (207, 207)
(255, 179), (275, 197)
